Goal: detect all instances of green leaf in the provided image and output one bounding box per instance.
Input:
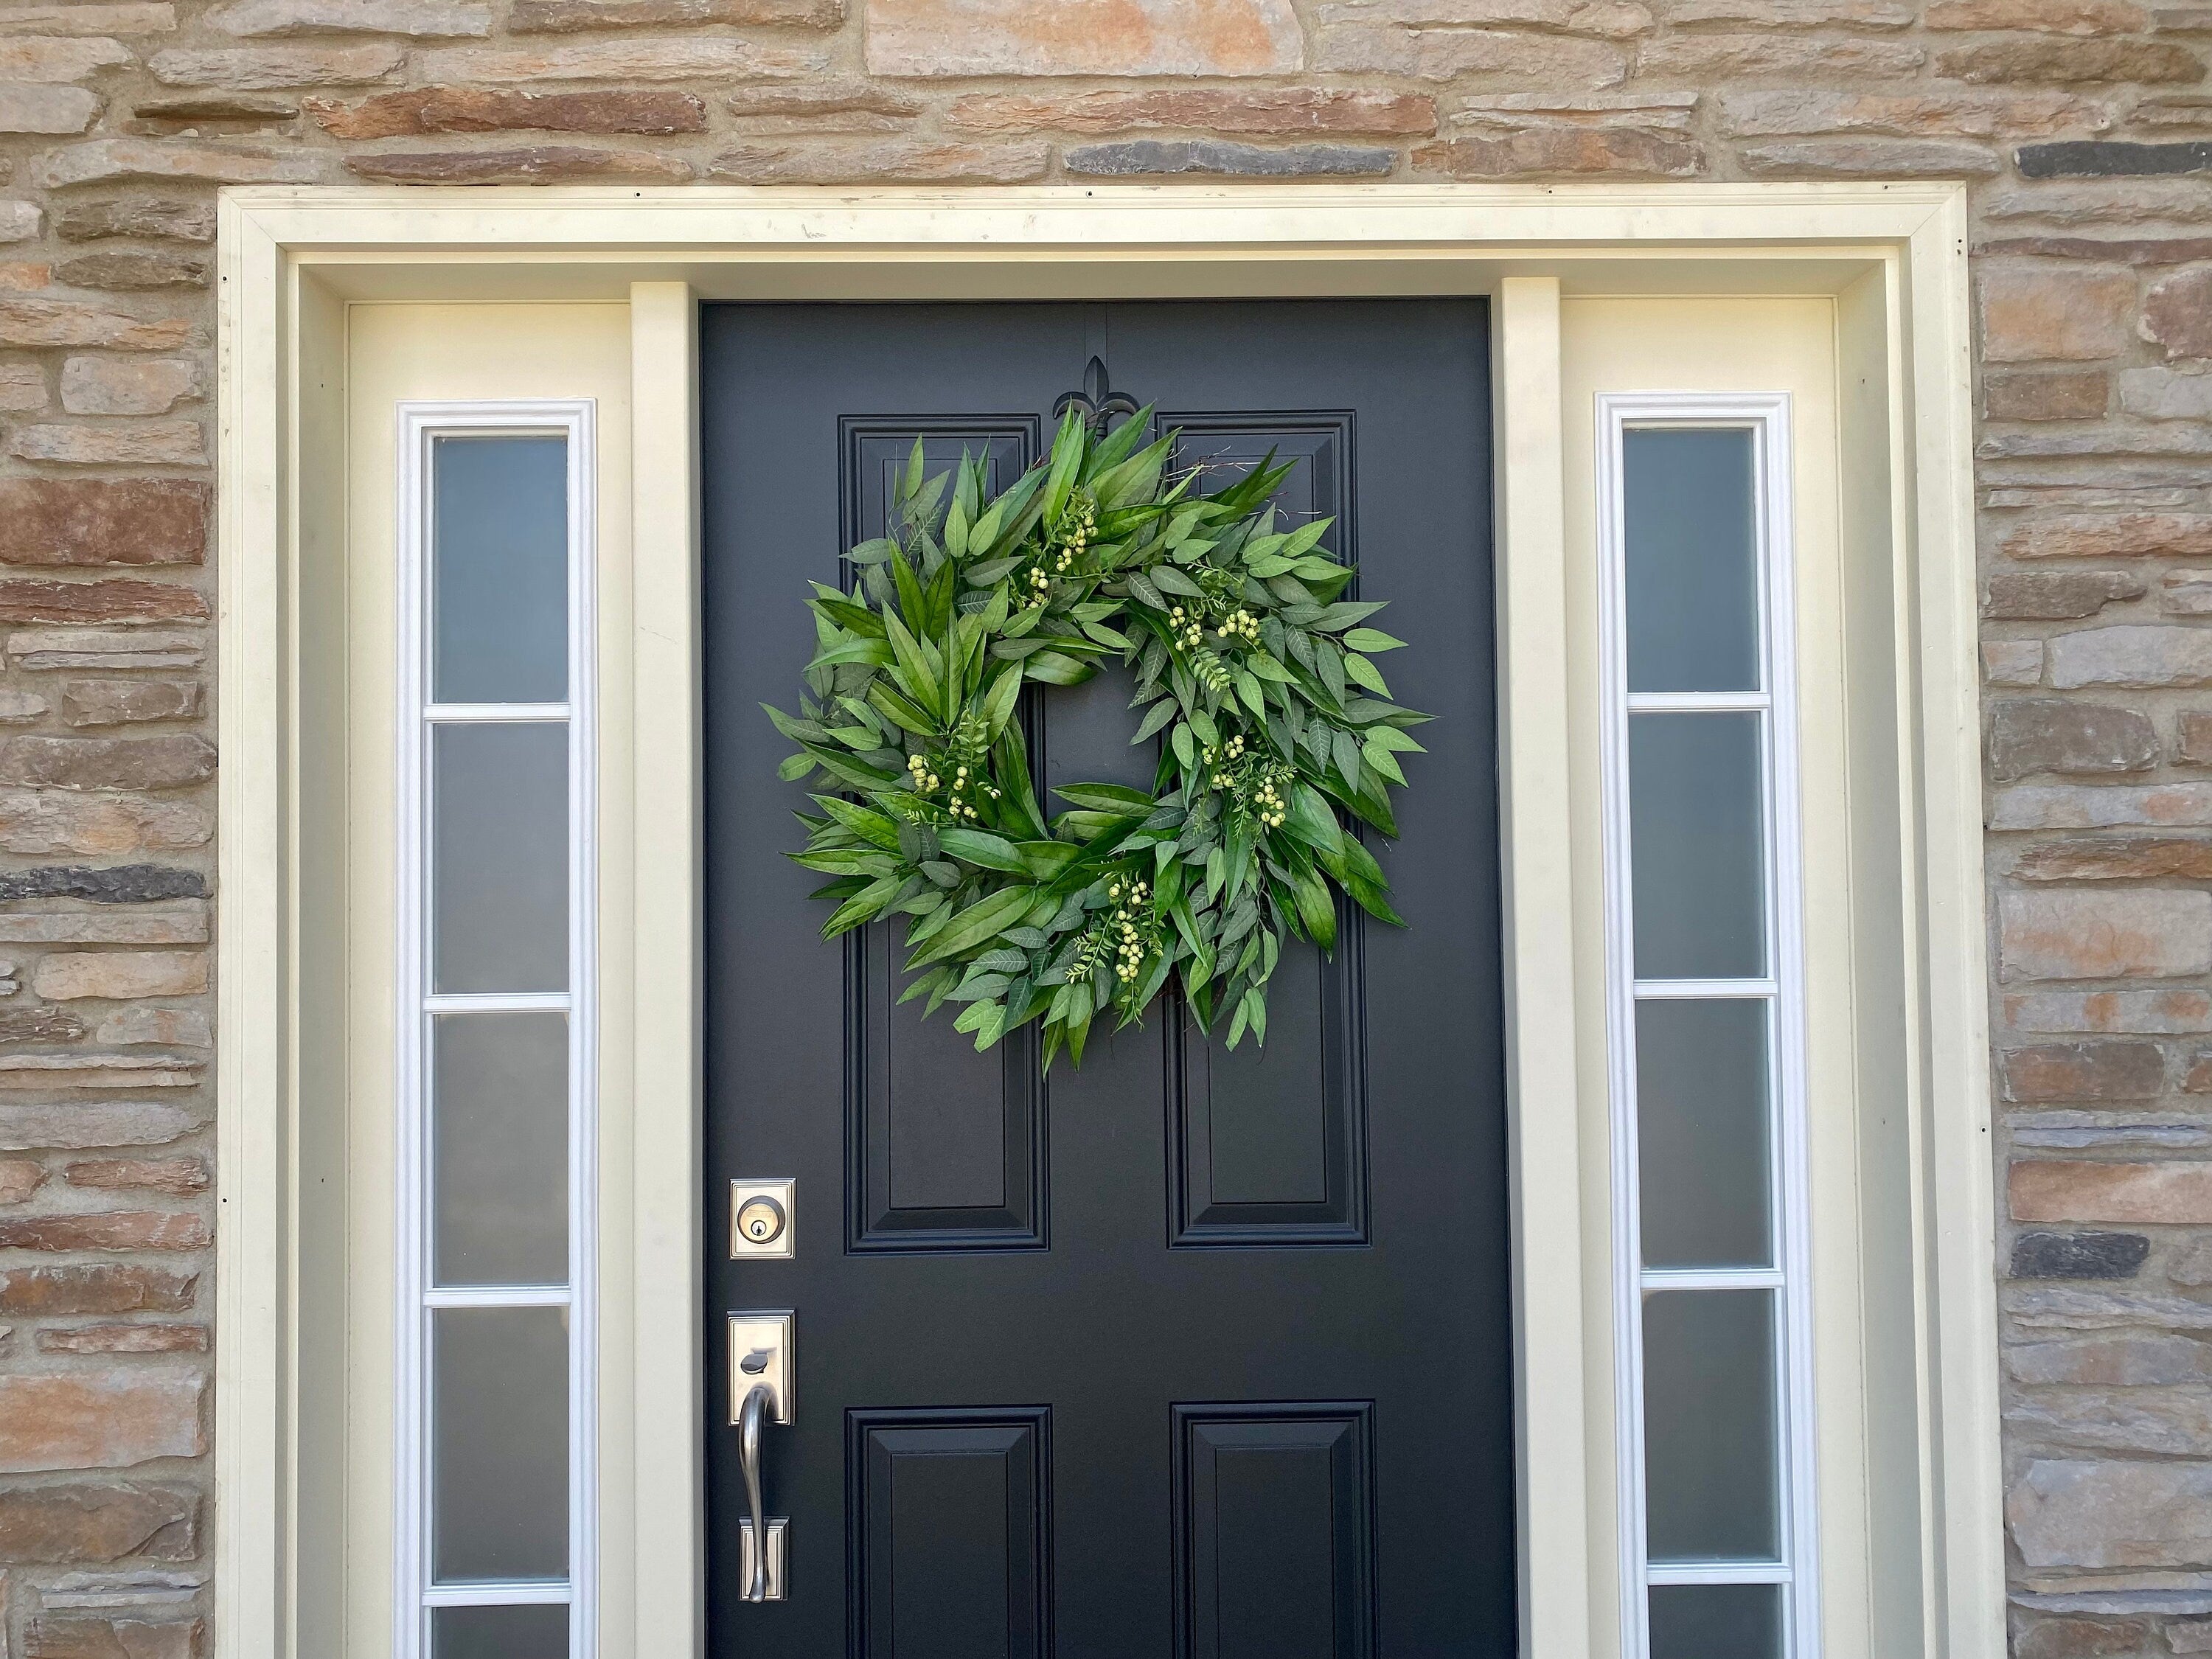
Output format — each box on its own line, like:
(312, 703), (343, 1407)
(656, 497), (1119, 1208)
(809, 636), (894, 670)
(908, 885), (1038, 969)
(814, 796), (903, 850)
(1023, 650), (1096, 686)
(939, 827), (1028, 872)
(1344, 653), (1390, 696)
(846, 537), (899, 566)
(1310, 600), (1388, 633)
(1171, 723), (1197, 768)
(1362, 726), (1426, 754)
(1125, 571), (1168, 611)
(1054, 782), (1156, 813)
(1343, 627), (1407, 653)
(1362, 742), (1408, 786)
(1017, 841), (1081, 880)
(979, 661), (1023, 738)
(777, 752), (815, 782)
(1131, 698), (1177, 745)
(882, 608), (941, 714)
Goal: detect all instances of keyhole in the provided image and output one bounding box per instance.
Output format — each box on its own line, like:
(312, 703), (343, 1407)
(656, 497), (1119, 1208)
(735, 1194), (787, 1248)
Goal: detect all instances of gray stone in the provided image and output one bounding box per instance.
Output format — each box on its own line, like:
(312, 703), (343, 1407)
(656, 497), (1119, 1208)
(2120, 367), (2212, 420)
(208, 0), (493, 33)
(1063, 139), (1399, 178)
(1990, 782), (2212, 829)
(2007, 1391), (2212, 1458)
(2020, 140), (2212, 176)
(2007, 1286), (2212, 1330)
(1985, 571), (2145, 619)
(0, 866), (204, 903)
(147, 44), (405, 88)
(2008, 1459), (2212, 1568)
(2048, 625), (2212, 689)
(2011, 1231), (2151, 1279)
(33, 138), (327, 189)
(0, 86), (100, 136)
(1738, 137), (2001, 175)
(52, 199), (213, 243)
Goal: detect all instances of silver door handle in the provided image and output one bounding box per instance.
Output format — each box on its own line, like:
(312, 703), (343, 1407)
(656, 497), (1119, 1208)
(737, 1382), (773, 1602)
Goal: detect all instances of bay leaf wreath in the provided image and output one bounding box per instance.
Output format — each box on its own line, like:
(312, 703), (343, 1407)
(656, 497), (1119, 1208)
(766, 406), (1427, 1068)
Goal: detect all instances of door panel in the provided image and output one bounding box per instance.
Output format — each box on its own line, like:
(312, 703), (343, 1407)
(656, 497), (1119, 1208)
(701, 299), (1509, 1656)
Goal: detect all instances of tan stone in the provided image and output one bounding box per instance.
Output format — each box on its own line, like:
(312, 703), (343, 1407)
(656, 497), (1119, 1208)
(207, 0), (492, 34)
(37, 1324), (207, 1354)
(417, 38), (827, 80)
(0, 1054), (199, 1089)
(55, 251), (206, 290)
(0, 908), (206, 945)
(0, 582), (206, 627)
(147, 43), (403, 87)
(710, 139), (1049, 183)
(1986, 369), (2110, 420)
(0, 734), (215, 792)
(2119, 366), (2212, 422)
(127, 91), (298, 133)
(1315, 0), (1649, 29)
(2013, 1161), (2212, 1223)
(1935, 38), (2203, 80)
(1450, 91), (1697, 130)
(0, 6), (176, 32)
(2008, 1333), (2212, 1385)
(346, 145), (693, 183)
(0, 86), (100, 136)
(1739, 138), (2000, 175)
(0, 299), (190, 352)
(51, 199), (212, 244)
(0, 361), (47, 412)
(1998, 889), (2212, 980)
(2000, 1040), (2166, 1100)
(1984, 639), (2045, 685)
(33, 951), (207, 1001)
(0, 479), (208, 566)
(0, 39), (132, 83)
(59, 358), (200, 417)
(0, 1008), (86, 1043)
(60, 681), (202, 728)
(2003, 513), (2212, 560)
(26, 1618), (204, 1659)
(513, 0), (841, 24)
(724, 79), (919, 122)
(0, 1264), (195, 1315)
(32, 138), (326, 189)
(1314, 24), (1627, 77)
(0, 201), (40, 243)
(65, 1157), (208, 1193)
(2145, 268), (2212, 361)
(945, 87), (1435, 135)
(94, 1007), (211, 1046)
(1928, 0), (2146, 27)
(866, 0), (1303, 75)
(2163, 570), (2212, 616)
(0, 1210), (208, 1250)
(1638, 33), (1924, 76)
(2173, 1619), (2212, 1655)
(1663, 0), (1912, 19)
(0, 1376), (202, 1473)
(2010, 1458), (2212, 1569)
(11, 631), (204, 670)
(2181, 709), (2212, 764)
(1415, 127), (1700, 175)
(1986, 570), (2143, 618)
(10, 422), (205, 467)
(0, 791), (209, 855)
(0, 1103), (195, 1152)
(308, 86), (706, 139)
(1719, 88), (2107, 139)
(1980, 267), (2137, 363)
(1989, 698), (2157, 776)
(0, 689), (48, 720)
(0, 1484), (197, 1562)
(0, 1158), (42, 1203)
(2015, 836), (2212, 880)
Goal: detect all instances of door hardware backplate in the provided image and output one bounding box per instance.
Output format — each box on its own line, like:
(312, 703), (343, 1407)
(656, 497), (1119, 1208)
(728, 1178), (796, 1259)
(727, 1311), (793, 1425)
(739, 1517), (788, 1601)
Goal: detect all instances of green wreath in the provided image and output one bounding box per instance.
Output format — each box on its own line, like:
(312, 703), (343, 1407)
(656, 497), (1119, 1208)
(766, 406), (1427, 1068)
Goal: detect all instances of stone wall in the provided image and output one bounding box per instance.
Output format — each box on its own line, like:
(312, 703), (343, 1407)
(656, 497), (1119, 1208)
(0, 0), (2205, 1651)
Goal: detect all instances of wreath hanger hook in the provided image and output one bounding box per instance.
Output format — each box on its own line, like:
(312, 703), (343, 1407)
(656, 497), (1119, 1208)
(1053, 355), (1141, 438)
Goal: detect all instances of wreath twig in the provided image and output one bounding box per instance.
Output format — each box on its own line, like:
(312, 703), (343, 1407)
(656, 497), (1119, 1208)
(765, 405), (1427, 1068)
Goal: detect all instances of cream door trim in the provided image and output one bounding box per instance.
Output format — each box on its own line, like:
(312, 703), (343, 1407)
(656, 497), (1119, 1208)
(215, 184), (1994, 1659)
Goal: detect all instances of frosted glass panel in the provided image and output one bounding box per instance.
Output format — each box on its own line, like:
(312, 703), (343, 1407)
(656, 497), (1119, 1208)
(1638, 999), (1773, 1270)
(433, 1604), (569, 1659)
(433, 1012), (568, 1287)
(1643, 1288), (1780, 1562)
(432, 436), (568, 705)
(432, 1307), (569, 1582)
(1630, 712), (1766, 981)
(432, 722), (568, 994)
(1648, 1584), (1783, 1659)
(1624, 428), (1759, 695)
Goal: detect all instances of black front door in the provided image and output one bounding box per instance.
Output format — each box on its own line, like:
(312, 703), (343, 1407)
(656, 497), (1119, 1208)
(700, 299), (1510, 1657)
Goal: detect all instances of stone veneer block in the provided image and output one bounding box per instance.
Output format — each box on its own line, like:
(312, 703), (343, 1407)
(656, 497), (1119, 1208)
(0, 1376), (204, 1473)
(864, 0), (1304, 76)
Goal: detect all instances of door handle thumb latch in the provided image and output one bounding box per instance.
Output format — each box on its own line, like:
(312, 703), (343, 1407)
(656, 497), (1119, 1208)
(728, 1312), (793, 1602)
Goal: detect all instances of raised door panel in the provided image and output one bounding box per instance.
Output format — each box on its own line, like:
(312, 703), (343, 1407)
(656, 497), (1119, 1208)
(1173, 1403), (1377, 1659)
(849, 1408), (1051, 1659)
(841, 418), (1049, 1252)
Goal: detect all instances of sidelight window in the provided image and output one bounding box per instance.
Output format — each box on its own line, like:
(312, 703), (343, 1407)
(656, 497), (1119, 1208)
(1597, 400), (1818, 1659)
(396, 406), (598, 1659)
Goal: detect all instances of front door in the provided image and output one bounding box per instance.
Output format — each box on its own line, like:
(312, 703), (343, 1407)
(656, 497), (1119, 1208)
(700, 299), (1510, 1656)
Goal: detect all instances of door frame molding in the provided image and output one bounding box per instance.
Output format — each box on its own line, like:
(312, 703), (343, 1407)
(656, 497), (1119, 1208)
(215, 183), (1992, 1659)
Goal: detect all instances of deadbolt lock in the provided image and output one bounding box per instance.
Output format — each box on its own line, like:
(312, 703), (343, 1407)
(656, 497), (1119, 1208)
(729, 1179), (796, 1259)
